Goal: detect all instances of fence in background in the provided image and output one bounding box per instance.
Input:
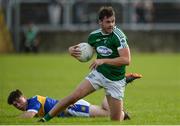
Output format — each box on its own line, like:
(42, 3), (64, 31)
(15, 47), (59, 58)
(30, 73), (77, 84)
(2, 0), (180, 51)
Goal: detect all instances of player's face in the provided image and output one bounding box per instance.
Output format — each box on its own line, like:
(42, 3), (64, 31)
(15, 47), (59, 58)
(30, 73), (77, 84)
(12, 96), (27, 111)
(99, 16), (115, 34)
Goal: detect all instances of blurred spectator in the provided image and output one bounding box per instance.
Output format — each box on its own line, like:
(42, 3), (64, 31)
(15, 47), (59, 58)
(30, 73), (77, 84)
(73, 0), (89, 24)
(133, 0), (154, 23)
(134, 1), (146, 23)
(144, 0), (154, 23)
(48, 0), (62, 25)
(22, 22), (40, 53)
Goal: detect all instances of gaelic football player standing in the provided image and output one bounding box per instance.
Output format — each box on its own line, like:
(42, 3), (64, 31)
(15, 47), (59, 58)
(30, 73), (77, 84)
(40, 6), (131, 122)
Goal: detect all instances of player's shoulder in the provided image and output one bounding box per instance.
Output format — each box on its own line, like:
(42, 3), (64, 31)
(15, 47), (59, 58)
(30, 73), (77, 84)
(113, 26), (127, 40)
(88, 29), (102, 43)
(29, 95), (45, 101)
(27, 96), (39, 107)
(28, 95), (38, 102)
(89, 28), (101, 36)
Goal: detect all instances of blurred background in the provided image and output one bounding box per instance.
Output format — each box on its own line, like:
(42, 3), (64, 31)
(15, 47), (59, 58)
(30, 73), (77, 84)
(0, 1), (180, 124)
(0, 0), (180, 53)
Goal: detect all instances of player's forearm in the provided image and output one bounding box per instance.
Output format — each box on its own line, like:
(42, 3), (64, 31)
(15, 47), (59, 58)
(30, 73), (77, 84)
(102, 47), (131, 66)
(19, 112), (36, 118)
(103, 56), (131, 66)
(89, 56), (130, 70)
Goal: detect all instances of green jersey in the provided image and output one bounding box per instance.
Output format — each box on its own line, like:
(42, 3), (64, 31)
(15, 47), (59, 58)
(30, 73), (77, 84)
(88, 26), (129, 81)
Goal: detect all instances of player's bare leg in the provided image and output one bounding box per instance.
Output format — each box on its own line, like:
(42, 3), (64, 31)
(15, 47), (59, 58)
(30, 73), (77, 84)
(106, 95), (124, 121)
(89, 104), (109, 117)
(48, 79), (96, 118)
(95, 73), (142, 119)
(101, 96), (110, 112)
(91, 96), (110, 116)
(101, 96), (130, 120)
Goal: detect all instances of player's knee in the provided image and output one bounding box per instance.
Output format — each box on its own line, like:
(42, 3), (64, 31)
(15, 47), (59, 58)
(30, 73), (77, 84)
(110, 112), (124, 121)
(111, 116), (124, 121)
(111, 115), (121, 121)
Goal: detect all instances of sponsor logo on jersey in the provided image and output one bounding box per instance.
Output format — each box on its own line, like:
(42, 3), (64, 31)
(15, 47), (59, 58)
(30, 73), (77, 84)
(96, 46), (112, 56)
(103, 39), (107, 44)
(96, 39), (101, 42)
(120, 38), (126, 43)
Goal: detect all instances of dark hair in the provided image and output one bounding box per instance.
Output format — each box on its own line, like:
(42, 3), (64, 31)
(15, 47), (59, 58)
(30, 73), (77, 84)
(98, 6), (115, 21)
(7, 89), (23, 105)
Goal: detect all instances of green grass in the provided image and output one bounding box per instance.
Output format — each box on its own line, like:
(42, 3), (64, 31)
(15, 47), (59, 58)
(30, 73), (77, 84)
(0, 53), (180, 125)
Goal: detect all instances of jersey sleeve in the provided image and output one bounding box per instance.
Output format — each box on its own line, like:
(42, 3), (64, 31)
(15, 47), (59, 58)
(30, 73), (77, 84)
(27, 96), (41, 113)
(113, 28), (129, 50)
(87, 34), (94, 46)
(117, 37), (129, 50)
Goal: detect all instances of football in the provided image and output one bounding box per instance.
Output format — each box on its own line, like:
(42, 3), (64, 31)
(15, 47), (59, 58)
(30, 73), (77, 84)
(77, 42), (94, 62)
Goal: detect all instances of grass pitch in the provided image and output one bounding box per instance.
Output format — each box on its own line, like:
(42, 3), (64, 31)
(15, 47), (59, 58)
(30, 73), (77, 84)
(0, 53), (180, 125)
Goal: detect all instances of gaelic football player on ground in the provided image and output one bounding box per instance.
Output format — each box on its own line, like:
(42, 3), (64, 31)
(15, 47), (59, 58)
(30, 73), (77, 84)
(39, 6), (134, 122)
(8, 74), (142, 119)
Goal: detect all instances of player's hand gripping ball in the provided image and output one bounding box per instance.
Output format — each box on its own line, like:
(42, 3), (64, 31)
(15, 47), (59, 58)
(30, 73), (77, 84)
(77, 43), (94, 62)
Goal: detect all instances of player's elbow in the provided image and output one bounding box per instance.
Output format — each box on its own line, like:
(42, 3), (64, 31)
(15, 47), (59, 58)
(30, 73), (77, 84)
(125, 58), (131, 66)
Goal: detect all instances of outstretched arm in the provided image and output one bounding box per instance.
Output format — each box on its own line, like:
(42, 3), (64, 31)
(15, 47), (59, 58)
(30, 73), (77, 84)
(19, 111), (37, 118)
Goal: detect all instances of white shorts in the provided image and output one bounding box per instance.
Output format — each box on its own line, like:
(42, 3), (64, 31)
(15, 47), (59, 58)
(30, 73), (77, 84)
(86, 70), (126, 100)
(66, 99), (91, 117)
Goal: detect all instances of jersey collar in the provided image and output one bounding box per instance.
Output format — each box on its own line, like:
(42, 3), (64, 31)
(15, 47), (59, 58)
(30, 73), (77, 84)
(100, 26), (116, 35)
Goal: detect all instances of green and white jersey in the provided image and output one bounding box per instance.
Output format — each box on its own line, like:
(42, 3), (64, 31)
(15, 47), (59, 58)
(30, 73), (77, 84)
(88, 26), (129, 81)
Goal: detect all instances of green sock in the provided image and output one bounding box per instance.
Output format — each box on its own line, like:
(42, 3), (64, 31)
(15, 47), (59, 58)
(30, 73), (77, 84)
(44, 113), (53, 121)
